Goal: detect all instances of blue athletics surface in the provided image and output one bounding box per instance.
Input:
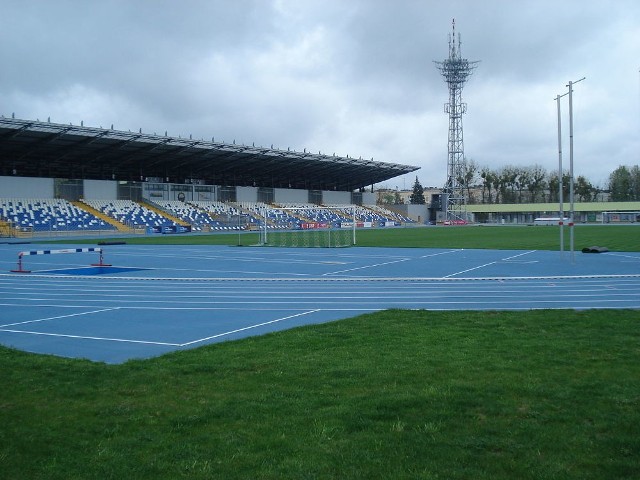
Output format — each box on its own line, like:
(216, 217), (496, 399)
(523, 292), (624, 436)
(0, 243), (639, 363)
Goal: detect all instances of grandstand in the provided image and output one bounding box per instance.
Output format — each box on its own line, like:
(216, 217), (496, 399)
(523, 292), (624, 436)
(0, 198), (116, 235)
(0, 116), (417, 191)
(0, 115), (419, 239)
(4, 116), (639, 233)
(0, 195), (414, 239)
(80, 199), (183, 233)
(0, 190), (414, 242)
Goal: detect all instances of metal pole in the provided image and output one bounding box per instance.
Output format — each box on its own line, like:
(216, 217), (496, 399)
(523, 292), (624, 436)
(555, 93), (567, 258)
(566, 77), (585, 263)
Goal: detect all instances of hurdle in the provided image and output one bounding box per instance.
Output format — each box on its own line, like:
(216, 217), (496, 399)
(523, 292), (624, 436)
(10, 247), (111, 273)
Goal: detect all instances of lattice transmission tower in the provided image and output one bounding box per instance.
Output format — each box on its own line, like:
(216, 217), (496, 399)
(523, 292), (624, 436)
(434, 19), (479, 221)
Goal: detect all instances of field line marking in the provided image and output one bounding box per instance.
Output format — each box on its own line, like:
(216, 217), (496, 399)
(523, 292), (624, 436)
(0, 328), (181, 346)
(443, 261), (497, 278)
(2, 274), (640, 282)
(0, 308), (120, 328)
(180, 309), (321, 346)
(321, 258), (411, 276)
(607, 252), (640, 261)
(322, 249), (460, 276)
(501, 250), (537, 261)
(444, 250), (537, 278)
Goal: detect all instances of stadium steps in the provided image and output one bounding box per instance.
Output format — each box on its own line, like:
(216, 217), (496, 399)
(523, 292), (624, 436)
(73, 201), (130, 232)
(377, 205), (403, 218)
(140, 199), (190, 227)
(233, 203), (275, 227)
(0, 219), (12, 237)
(187, 202), (221, 221)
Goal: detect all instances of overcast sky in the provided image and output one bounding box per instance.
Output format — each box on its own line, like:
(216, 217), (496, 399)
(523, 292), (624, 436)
(2, 0), (639, 189)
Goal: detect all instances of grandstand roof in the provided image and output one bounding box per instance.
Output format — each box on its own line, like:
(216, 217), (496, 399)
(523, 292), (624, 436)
(0, 117), (419, 191)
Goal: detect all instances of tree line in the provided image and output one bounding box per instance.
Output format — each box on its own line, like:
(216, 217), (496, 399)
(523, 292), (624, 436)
(406, 162), (640, 205)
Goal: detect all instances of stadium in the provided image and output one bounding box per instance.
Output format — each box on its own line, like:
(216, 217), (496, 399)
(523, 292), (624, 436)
(4, 1), (640, 475)
(0, 115), (421, 242)
(1, 114), (640, 363)
(2, 105), (640, 480)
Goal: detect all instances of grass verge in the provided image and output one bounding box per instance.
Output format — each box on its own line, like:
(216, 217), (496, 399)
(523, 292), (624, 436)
(1, 309), (639, 479)
(39, 224), (640, 251)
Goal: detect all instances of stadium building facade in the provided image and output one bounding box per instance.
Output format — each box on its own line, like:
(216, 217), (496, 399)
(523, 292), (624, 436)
(0, 116), (419, 205)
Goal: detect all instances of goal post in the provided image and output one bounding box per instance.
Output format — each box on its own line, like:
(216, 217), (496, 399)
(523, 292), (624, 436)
(261, 205), (356, 248)
(601, 211), (640, 224)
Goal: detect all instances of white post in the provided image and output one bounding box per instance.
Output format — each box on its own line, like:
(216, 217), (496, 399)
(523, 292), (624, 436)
(566, 77), (585, 263)
(555, 93), (566, 258)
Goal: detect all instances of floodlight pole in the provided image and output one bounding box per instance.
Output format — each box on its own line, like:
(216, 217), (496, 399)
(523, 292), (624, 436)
(434, 19), (479, 222)
(554, 92), (568, 258)
(566, 77), (585, 263)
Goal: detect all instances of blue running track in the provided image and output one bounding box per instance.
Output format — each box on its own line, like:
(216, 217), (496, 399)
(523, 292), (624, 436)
(1, 243), (639, 363)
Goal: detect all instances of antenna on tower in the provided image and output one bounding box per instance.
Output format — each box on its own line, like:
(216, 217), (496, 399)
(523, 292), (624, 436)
(434, 19), (480, 222)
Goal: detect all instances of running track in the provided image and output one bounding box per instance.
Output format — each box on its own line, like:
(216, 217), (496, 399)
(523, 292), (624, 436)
(1, 244), (639, 363)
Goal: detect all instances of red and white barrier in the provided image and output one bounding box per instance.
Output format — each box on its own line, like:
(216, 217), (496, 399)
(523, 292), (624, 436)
(10, 247), (111, 273)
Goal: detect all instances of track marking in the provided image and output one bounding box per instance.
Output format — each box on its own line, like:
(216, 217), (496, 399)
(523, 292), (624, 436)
(0, 328), (180, 346)
(444, 251), (537, 278)
(322, 249), (460, 276)
(1, 246), (639, 363)
(321, 258), (411, 276)
(2, 273), (640, 282)
(180, 309), (321, 346)
(607, 252), (640, 262)
(502, 250), (537, 260)
(0, 307), (120, 328)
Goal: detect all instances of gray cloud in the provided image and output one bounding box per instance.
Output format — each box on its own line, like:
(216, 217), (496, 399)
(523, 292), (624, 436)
(2, 0), (639, 189)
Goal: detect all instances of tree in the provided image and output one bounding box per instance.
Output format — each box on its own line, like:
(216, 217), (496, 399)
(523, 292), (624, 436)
(480, 168), (497, 204)
(630, 165), (640, 200)
(547, 171), (570, 203)
(515, 168), (530, 203)
(475, 162), (600, 204)
(497, 166), (518, 203)
(409, 176), (425, 204)
(457, 158), (477, 204)
(575, 175), (596, 202)
(377, 191), (395, 205)
(608, 166), (632, 201)
(527, 165), (547, 203)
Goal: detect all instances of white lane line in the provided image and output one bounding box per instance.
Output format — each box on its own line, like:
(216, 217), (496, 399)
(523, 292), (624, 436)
(443, 261), (497, 278)
(0, 308), (120, 328)
(444, 250), (537, 278)
(322, 249), (461, 276)
(321, 258), (411, 276)
(180, 309), (321, 346)
(2, 273), (640, 281)
(502, 250), (537, 261)
(0, 329), (180, 346)
(498, 251), (539, 263)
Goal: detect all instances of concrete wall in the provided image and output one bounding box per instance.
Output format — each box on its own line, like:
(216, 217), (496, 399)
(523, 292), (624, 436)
(0, 176), (54, 197)
(323, 190), (351, 204)
(236, 186), (258, 203)
(362, 192), (376, 205)
(274, 188), (307, 204)
(389, 204), (428, 223)
(83, 179), (118, 199)
(0, 176), (371, 208)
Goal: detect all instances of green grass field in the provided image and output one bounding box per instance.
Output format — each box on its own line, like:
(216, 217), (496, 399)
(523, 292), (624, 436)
(2, 224), (638, 479)
(43, 224), (640, 251)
